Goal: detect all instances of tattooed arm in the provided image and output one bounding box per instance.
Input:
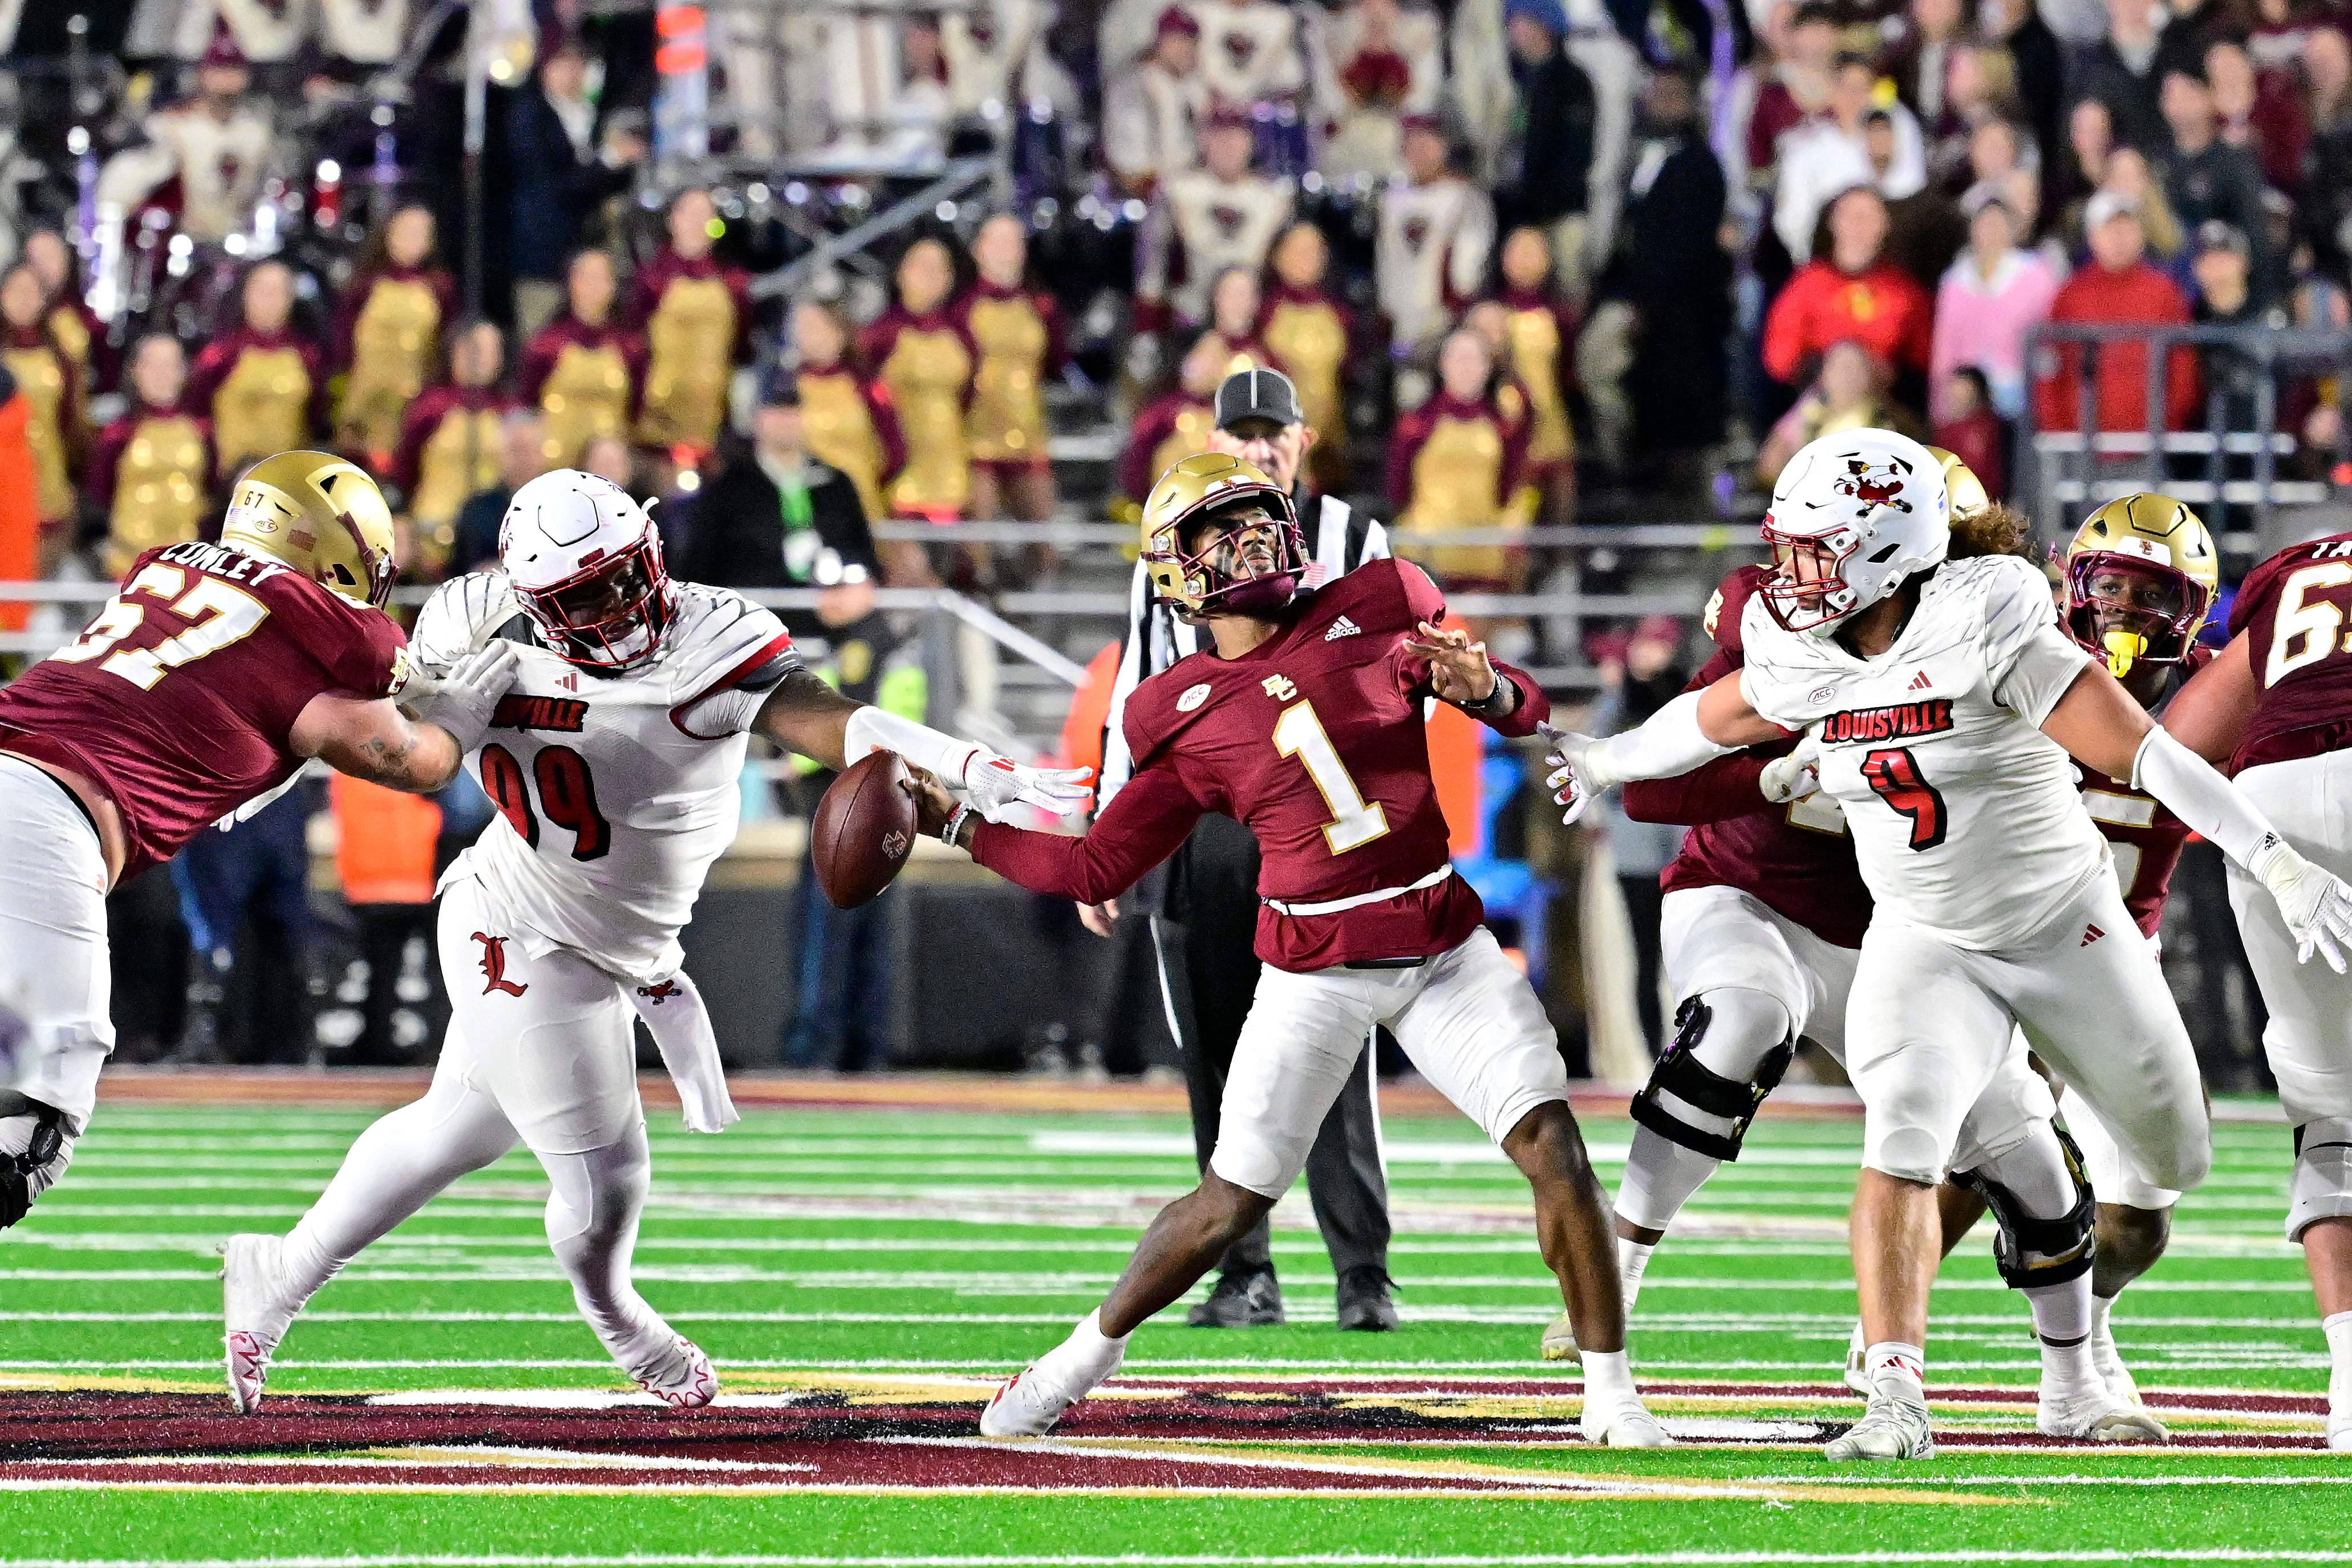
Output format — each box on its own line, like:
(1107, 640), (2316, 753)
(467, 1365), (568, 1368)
(751, 665), (866, 769)
(291, 693), (467, 791)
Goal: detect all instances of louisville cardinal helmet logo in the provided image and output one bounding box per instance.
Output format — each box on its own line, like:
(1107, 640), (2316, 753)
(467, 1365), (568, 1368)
(1836, 457), (1914, 513)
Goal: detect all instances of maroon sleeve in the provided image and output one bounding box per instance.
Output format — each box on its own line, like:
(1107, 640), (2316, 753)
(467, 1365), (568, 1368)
(89, 418), (130, 511)
(966, 762), (1206, 902)
(517, 325), (560, 404)
(1385, 408), (1429, 511)
(1478, 657), (1550, 737)
(317, 596), (411, 698)
(303, 340), (330, 442)
(1120, 396), (1175, 501)
(857, 316), (900, 378)
(729, 269), (754, 361)
(185, 339), (236, 423)
(619, 332), (649, 420)
(1495, 403), (1530, 506)
(390, 390), (442, 493)
(329, 272), (372, 373)
(624, 254), (668, 332)
(867, 377), (907, 481)
(954, 320), (981, 411)
(1039, 293), (1069, 377)
(1622, 753), (1774, 826)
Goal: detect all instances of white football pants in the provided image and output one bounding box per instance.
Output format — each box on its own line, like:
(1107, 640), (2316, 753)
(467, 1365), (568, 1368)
(0, 755), (115, 1133)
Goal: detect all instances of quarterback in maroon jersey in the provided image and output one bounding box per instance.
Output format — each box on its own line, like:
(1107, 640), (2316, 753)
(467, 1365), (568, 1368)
(910, 454), (1665, 1446)
(0, 452), (517, 1230)
(2167, 527), (2352, 1452)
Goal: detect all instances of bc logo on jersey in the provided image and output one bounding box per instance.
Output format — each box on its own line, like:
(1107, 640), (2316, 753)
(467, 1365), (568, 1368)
(472, 933), (528, 997)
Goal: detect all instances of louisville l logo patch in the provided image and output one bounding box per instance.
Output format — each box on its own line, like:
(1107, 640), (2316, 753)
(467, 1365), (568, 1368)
(473, 933), (528, 996)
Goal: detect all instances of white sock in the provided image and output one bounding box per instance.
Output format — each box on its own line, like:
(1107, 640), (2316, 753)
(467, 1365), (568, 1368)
(1615, 1126), (1724, 1234)
(2088, 1293), (2117, 1356)
(1864, 1341), (1925, 1399)
(1043, 1309), (1129, 1387)
(1580, 1347), (1636, 1411)
(2026, 1273), (2098, 1397)
(1616, 1236), (1654, 1313)
(2325, 1311), (2352, 1413)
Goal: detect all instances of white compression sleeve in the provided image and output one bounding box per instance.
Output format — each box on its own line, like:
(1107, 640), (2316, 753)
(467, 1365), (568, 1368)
(842, 705), (987, 785)
(2131, 727), (2280, 868)
(1584, 691), (1741, 789)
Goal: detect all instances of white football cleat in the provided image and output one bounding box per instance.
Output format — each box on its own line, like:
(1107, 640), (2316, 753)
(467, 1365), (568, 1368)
(221, 1233), (298, 1415)
(2089, 1318), (2144, 1407)
(2327, 1409), (2351, 1452)
(1580, 1392), (1672, 1448)
(1824, 1376), (1936, 1461)
(1540, 1310), (1578, 1362)
(629, 1333), (717, 1409)
(2038, 1386), (2167, 1443)
(1842, 1322), (1872, 1395)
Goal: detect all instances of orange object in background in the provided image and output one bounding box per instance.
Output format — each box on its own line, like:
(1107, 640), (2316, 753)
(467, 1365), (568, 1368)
(1060, 640), (1122, 778)
(0, 389), (38, 632)
(331, 773), (443, 904)
(1422, 612), (1486, 858)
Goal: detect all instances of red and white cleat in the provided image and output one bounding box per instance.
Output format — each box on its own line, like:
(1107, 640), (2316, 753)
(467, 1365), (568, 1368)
(221, 1234), (294, 1415)
(631, 1333), (718, 1409)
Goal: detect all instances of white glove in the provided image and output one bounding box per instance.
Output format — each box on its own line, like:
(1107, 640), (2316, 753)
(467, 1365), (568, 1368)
(1541, 724), (1612, 826)
(2252, 834), (2352, 973)
(960, 751), (1096, 823)
(1759, 737), (1823, 805)
(400, 641), (520, 754)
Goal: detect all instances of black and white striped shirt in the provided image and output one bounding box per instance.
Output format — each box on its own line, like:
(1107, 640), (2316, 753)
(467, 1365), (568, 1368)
(1098, 491), (1389, 807)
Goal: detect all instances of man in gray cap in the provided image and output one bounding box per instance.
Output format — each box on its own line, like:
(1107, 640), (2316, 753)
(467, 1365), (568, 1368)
(1090, 363), (1397, 1330)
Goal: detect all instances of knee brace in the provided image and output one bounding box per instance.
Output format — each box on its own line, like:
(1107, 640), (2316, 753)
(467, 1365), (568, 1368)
(1628, 992), (1796, 1163)
(1955, 1124), (2096, 1290)
(2289, 1118), (2352, 1243)
(0, 1098), (70, 1232)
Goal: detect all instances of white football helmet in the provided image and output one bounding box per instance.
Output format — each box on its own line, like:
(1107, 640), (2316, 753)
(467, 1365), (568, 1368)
(1761, 429), (1950, 637)
(499, 470), (675, 670)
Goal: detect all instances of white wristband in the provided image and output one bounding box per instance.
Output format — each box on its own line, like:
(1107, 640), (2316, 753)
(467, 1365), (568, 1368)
(1586, 691), (1739, 787)
(843, 705), (985, 786)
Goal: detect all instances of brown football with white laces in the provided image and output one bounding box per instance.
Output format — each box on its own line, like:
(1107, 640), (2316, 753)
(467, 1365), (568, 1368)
(811, 750), (918, 908)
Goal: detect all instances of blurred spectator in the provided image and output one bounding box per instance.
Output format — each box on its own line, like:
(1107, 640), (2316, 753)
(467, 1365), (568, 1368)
(941, 0), (1081, 123)
(1887, 0), (1966, 132)
(1257, 221), (1354, 493)
(581, 434), (639, 494)
(807, 8), (952, 168)
(791, 299), (911, 578)
(1933, 365), (2008, 498)
(1586, 62), (1728, 484)
(507, 36), (643, 338)
(1141, 107), (1295, 328)
(0, 262), (81, 567)
(1758, 339), (1924, 481)
(2253, 0), (2322, 72)
(2062, 95), (2119, 221)
(188, 260), (324, 478)
(1591, 616), (1689, 1053)
(2160, 68), (2275, 298)
(1104, 6), (1209, 197)
(780, 568), (926, 1072)
(2102, 146), (2188, 257)
(1774, 57), (1926, 262)
(1311, 0), (1444, 183)
(2304, 27), (2352, 275)
(958, 213), (1067, 530)
(450, 411), (549, 576)
(1747, 2), (1840, 184)
(628, 188), (753, 458)
(680, 381), (881, 595)
(91, 334), (210, 581)
(96, 31), (271, 246)
(1193, 0), (1307, 108)
(332, 205), (455, 470)
(518, 249), (646, 470)
(2156, 0), (2231, 83)
(1874, 109), (1969, 286)
(2034, 190), (2203, 434)
(2193, 220), (2269, 323)
(1981, 0), (2064, 173)
(1931, 194), (2059, 422)
(1387, 327), (1531, 591)
(2208, 39), (2306, 194)
(23, 230), (104, 401)
(860, 236), (978, 522)
(1199, 266), (1284, 375)
(1486, 227), (1578, 523)
(1120, 332), (1228, 511)
(330, 773), (444, 1067)
(1378, 115), (1495, 357)
(2075, 0), (2169, 154)
(1494, 0), (1597, 300)
(392, 320), (510, 580)
(1762, 186), (1934, 400)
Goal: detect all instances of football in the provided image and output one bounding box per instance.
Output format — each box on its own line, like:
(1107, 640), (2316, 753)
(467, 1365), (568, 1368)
(811, 749), (919, 909)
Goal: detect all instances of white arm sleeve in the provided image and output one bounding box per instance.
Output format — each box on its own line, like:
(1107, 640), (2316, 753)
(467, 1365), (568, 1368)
(1583, 691), (1740, 788)
(2131, 726), (2282, 870)
(842, 705), (986, 785)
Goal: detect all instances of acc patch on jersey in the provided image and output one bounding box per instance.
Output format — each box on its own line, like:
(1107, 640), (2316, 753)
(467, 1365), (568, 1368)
(1176, 683), (1213, 713)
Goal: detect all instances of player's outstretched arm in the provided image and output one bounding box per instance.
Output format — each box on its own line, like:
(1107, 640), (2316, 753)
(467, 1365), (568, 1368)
(905, 762), (1199, 904)
(2044, 661), (2352, 970)
(755, 670), (1093, 820)
(1544, 671), (1783, 824)
(293, 642), (518, 794)
(2162, 627), (2260, 763)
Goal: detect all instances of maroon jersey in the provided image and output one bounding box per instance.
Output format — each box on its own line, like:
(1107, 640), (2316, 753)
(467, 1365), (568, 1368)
(2227, 532), (2352, 772)
(1621, 565), (1872, 949)
(968, 559), (1549, 971)
(0, 541), (408, 878)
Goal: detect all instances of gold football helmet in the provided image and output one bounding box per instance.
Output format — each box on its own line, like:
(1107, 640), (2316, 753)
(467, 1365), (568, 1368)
(1140, 452), (1306, 616)
(219, 451), (398, 611)
(2062, 493), (2219, 677)
(1925, 446), (1988, 521)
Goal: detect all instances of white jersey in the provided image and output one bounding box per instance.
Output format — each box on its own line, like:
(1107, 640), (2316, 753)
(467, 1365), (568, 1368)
(1739, 553), (2106, 950)
(412, 574), (797, 982)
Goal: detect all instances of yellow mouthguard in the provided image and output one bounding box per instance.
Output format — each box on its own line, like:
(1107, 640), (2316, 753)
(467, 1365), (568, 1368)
(2103, 629), (2148, 679)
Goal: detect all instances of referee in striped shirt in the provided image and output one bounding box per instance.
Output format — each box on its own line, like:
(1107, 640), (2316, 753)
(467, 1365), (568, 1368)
(1092, 366), (1397, 1330)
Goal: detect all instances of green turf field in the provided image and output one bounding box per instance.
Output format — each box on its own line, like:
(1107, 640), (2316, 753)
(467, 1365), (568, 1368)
(0, 1087), (2343, 1565)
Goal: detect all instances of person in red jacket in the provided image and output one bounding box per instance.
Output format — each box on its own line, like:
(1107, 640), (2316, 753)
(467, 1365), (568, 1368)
(2034, 190), (2202, 435)
(1761, 187), (1934, 398)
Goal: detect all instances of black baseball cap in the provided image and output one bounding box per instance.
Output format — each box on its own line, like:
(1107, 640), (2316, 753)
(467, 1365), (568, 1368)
(1214, 365), (1303, 433)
